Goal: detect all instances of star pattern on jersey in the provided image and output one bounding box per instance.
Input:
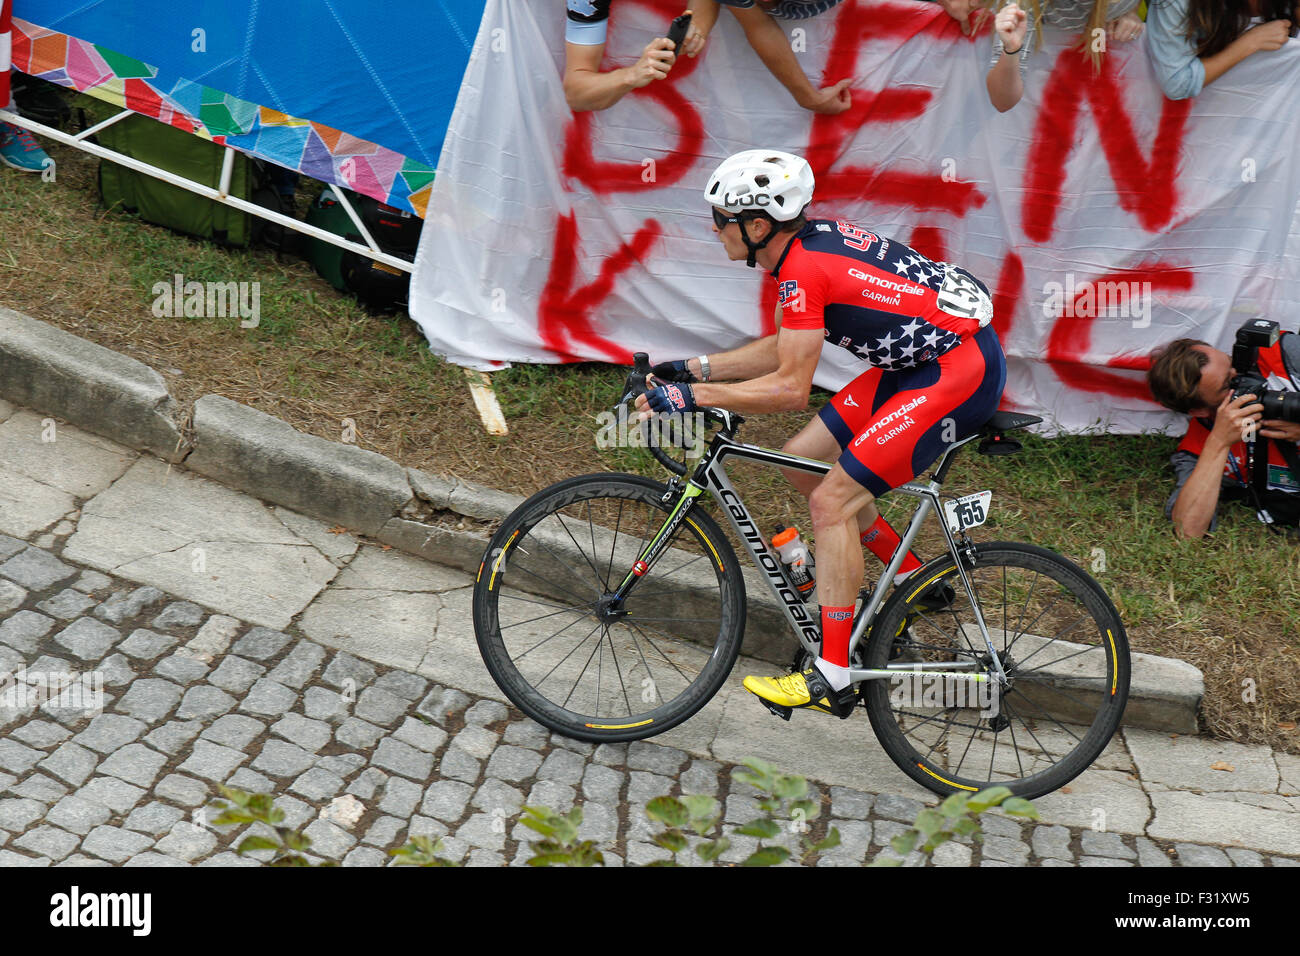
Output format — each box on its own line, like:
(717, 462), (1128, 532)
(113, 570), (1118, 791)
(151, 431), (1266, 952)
(891, 253), (942, 287)
(864, 317), (963, 370)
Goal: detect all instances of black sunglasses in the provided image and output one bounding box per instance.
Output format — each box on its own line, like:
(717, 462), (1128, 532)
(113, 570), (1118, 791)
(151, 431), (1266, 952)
(712, 208), (739, 230)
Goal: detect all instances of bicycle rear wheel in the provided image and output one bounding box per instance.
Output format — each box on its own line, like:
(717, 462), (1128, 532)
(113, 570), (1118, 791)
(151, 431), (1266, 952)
(862, 542), (1129, 799)
(473, 473), (745, 742)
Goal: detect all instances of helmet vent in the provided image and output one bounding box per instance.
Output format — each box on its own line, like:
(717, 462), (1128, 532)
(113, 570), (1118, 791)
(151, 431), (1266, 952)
(754, 174), (770, 187)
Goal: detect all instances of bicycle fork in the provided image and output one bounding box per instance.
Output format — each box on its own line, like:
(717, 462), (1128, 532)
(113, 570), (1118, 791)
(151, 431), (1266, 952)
(606, 479), (707, 604)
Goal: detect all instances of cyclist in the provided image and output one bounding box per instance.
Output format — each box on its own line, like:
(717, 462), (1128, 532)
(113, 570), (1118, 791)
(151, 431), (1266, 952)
(636, 149), (1007, 717)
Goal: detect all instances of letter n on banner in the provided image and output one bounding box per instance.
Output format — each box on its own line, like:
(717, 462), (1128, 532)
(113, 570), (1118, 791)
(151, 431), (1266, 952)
(1022, 48), (1192, 243)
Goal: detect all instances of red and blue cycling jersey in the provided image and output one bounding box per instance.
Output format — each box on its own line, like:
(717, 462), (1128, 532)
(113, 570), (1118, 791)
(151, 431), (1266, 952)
(769, 219), (1005, 496)
(771, 219), (994, 371)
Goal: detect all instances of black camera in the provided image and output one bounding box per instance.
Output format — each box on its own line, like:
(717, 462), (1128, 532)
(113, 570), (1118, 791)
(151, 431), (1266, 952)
(1229, 319), (1300, 423)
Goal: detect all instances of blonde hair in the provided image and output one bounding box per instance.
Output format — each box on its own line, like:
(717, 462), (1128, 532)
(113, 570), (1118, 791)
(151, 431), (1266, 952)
(1081, 0), (1112, 72)
(984, 0), (1122, 72)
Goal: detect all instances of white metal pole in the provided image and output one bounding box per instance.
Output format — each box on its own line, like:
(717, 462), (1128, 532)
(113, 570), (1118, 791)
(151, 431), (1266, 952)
(0, 108), (414, 274)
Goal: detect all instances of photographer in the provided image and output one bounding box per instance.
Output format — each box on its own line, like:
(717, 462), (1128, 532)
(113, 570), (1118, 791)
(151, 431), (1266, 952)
(1147, 322), (1300, 539)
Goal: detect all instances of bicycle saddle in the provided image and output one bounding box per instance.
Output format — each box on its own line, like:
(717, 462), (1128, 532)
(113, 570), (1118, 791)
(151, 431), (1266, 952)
(976, 411), (1042, 456)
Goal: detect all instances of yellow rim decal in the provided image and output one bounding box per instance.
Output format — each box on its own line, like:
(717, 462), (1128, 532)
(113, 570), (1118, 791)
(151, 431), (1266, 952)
(488, 529), (520, 591)
(585, 718), (654, 730)
(916, 763), (979, 791)
(684, 518), (725, 573)
(1107, 629), (1117, 695)
(905, 568), (951, 604)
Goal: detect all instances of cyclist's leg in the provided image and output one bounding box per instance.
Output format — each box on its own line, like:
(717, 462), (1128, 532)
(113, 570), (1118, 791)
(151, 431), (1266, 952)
(785, 366), (909, 546)
(784, 368), (922, 577)
(781, 416), (882, 532)
(741, 460), (883, 715)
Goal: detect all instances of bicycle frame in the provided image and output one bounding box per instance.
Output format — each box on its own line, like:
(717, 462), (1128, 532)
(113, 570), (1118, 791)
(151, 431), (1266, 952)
(610, 412), (1009, 690)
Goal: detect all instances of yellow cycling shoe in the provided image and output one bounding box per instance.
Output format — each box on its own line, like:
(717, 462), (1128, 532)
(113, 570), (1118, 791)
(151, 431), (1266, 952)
(743, 667), (856, 720)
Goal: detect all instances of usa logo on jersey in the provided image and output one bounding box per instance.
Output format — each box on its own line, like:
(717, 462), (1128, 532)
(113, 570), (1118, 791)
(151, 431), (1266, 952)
(778, 280), (800, 306)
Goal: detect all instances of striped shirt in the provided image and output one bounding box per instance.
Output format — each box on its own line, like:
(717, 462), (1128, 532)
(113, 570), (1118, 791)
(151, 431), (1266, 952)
(989, 0), (1144, 72)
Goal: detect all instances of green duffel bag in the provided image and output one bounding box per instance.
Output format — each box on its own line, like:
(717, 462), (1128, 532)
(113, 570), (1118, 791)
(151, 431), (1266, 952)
(95, 112), (282, 248)
(305, 185), (422, 312)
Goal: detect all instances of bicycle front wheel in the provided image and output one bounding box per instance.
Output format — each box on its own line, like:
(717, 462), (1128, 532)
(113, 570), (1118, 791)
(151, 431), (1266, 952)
(473, 473), (746, 743)
(862, 542), (1129, 800)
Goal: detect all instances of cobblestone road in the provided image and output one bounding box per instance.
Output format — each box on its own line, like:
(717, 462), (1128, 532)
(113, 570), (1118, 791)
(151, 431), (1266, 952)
(1, 535), (1296, 868)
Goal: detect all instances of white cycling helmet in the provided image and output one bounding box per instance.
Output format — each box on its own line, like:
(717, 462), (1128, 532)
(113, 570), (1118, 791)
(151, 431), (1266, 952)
(704, 149), (814, 266)
(704, 149), (815, 223)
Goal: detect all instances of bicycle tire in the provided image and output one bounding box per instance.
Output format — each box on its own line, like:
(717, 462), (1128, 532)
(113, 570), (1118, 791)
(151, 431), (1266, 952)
(861, 542), (1129, 800)
(473, 473), (746, 743)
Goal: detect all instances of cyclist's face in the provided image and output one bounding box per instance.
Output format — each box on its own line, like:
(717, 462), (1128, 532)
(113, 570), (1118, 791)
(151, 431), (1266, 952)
(712, 208), (769, 261)
(1192, 345), (1236, 411)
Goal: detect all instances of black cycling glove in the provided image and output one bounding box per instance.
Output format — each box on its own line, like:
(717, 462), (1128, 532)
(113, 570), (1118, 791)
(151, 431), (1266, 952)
(650, 359), (696, 383)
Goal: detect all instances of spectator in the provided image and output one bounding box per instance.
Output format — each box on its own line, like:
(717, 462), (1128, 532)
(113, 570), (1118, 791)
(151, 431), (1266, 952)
(986, 0), (1146, 112)
(702, 1), (855, 114)
(1146, 0), (1296, 100)
(564, 2), (713, 112)
(1, 112), (52, 173)
(931, 0), (993, 35)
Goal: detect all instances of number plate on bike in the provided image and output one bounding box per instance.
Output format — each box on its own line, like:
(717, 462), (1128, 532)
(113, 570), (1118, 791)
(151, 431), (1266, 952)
(943, 491), (991, 533)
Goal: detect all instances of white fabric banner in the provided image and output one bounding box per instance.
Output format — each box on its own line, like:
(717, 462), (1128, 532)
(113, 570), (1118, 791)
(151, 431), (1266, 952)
(410, 0), (1300, 434)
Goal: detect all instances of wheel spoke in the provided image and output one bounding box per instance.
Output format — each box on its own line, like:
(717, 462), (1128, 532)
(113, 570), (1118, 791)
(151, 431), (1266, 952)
(556, 621), (608, 709)
(553, 510), (611, 590)
(512, 608), (594, 664)
(500, 603), (599, 631)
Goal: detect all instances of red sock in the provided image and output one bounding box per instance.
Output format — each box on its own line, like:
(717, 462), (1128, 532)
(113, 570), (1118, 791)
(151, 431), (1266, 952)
(860, 515), (922, 575)
(820, 605), (854, 668)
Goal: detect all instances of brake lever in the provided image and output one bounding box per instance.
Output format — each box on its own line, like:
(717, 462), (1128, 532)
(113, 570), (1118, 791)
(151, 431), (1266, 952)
(616, 351), (654, 411)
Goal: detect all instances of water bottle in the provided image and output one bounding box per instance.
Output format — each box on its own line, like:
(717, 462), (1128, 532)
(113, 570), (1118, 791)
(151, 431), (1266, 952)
(772, 526), (816, 600)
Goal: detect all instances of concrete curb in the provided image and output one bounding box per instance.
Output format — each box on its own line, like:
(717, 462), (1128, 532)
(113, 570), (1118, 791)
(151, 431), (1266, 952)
(0, 307), (1205, 733)
(0, 305), (185, 461)
(186, 394), (412, 537)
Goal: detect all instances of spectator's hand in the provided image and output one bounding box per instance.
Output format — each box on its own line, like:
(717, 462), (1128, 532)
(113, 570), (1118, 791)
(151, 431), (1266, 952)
(938, 0), (991, 36)
(1207, 392), (1264, 452)
(1260, 419), (1300, 443)
(800, 78), (853, 115)
(682, 28), (708, 57)
(995, 2), (1029, 52)
(1244, 19), (1292, 53)
(630, 37), (677, 89)
(679, 6), (711, 58)
(1105, 11), (1145, 42)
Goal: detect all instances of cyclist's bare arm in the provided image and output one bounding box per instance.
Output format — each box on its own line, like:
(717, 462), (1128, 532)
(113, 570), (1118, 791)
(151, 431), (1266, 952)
(690, 326), (822, 414)
(686, 302), (784, 380)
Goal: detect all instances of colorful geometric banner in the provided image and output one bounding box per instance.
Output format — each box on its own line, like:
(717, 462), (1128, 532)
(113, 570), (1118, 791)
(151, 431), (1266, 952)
(10, 16), (438, 216)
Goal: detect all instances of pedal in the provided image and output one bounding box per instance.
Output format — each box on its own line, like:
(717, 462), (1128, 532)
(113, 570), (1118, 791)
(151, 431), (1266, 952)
(829, 687), (858, 719)
(762, 700), (793, 721)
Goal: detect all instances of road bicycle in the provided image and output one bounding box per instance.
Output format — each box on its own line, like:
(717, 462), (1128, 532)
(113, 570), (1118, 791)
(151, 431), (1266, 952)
(473, 355), (1130, 798)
